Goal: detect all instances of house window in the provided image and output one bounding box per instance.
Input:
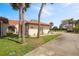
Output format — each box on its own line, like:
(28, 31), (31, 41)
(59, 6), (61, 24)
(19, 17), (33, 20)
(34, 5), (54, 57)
(30, 26), (35, 28)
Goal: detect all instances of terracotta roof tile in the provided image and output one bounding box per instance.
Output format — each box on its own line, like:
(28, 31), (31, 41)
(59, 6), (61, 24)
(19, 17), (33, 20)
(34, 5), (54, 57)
(26, 20), (49, 26)
(9, 20), (18, 25)
(9, 20), (49, 26)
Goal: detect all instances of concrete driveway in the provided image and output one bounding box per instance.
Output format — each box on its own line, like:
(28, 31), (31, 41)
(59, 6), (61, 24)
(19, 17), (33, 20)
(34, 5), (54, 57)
(25, 32), (79, 56)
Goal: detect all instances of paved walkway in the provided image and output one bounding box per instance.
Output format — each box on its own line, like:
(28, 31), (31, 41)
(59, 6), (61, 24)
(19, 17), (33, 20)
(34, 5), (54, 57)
(25, 32), (79, 56)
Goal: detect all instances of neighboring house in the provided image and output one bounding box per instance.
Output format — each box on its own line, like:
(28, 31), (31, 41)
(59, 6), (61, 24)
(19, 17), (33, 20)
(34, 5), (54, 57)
(60, 21), (69, 29)
(0, 17), (8, 37)
(8, 20), (18, 34)
(60, 19), (75, 31)
(66, 24), (75, 31)
(25, 20), (50, 37)
(8, 20), (50, 37)
(60, 23), (69, 29)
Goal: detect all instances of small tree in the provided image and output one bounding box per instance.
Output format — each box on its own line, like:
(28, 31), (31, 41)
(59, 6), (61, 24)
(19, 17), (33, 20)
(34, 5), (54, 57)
(74, 25), (79, 33)
(49, 22), (53, 30)
(52, 26), (58, 31)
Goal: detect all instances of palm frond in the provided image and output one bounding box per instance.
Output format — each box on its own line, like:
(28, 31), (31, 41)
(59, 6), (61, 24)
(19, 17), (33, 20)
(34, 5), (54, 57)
(24, 3), (30, 11)
(10, 3), (30, 11)
(10, 3), (19, 10)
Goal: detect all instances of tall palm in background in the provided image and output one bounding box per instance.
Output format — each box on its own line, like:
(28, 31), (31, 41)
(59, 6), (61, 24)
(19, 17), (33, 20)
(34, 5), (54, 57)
(37, 3), (53, 38)
(37, 3), (45, 38)
(10, 3), (30, 43)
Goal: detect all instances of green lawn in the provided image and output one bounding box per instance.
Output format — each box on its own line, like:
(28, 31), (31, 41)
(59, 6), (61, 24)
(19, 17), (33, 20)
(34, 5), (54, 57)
(0, 34), (60, 56)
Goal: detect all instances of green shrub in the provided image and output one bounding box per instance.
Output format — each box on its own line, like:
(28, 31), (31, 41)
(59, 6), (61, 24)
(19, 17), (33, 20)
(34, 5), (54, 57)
(74, 25), (79, 33)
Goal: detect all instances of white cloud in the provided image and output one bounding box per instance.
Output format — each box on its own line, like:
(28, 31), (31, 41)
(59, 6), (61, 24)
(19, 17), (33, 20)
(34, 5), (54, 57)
(74, 6), (79, 13)
(41, 5), (54, 17)
(75, 10), (79, 14)
(42, 9), (51, 16)
(34, 5), (54, 17)
(63, 3), (72, 7)
(76, 10), (79, 13)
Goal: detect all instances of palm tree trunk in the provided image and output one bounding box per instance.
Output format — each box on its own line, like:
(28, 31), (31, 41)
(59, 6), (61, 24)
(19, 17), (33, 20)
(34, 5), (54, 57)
(18, 3), (25, 43)
(22, 3), (25, 43)
(37, 3), (44, 38)
(19, 4), (23, 43)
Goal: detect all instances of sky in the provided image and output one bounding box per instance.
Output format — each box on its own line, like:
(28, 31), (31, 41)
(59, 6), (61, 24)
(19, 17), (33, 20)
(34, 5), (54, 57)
(0, 3), (79, 27)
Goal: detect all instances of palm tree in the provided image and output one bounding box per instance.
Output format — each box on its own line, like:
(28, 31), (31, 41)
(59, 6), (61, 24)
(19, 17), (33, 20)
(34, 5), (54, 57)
(37, 3), (45, 38)
(10, 3), (30, 43)
(37, 3), (53, 38)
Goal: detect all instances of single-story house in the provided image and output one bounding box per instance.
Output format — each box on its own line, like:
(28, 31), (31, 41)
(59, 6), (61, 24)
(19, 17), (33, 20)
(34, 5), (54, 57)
(25, 20), (50, 37)
(8, 20), (18, 34)
(8, 20), (50, 37)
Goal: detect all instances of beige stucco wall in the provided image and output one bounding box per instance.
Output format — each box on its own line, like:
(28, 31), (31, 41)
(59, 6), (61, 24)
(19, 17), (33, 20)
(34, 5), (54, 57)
(28, 24), (50, 37)
(8, 24), (50, 37)
(29, 28), (38, 37)
(15, 24), (19, 34)
(43, 29), (49, 34)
